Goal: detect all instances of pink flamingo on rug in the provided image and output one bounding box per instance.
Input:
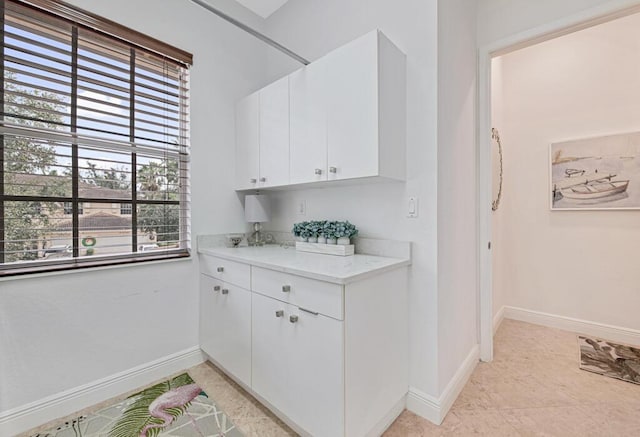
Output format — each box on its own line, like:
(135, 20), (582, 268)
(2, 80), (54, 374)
(140, 383), (205, 437)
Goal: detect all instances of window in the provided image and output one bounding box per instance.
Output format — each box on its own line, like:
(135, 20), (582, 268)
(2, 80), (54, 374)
(1, 0), (192, 275)
(63, 201), (82, 214)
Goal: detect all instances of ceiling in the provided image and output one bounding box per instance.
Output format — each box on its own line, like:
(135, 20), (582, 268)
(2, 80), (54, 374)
(234, 0), (290, 18)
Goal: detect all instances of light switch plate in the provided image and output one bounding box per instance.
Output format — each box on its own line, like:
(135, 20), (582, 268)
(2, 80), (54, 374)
(408, 196), (418, 218)
(298, 200), (307, 216)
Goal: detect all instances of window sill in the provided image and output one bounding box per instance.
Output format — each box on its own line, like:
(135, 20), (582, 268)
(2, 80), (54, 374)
(0, 251), (192, 282)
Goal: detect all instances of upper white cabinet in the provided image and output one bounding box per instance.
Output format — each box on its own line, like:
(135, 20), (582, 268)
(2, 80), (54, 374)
(235, 92), (259, 190)
(237, 29), (406, 190)
(235, 77), (290, 190)
(325, 31), (381, 181)
(289, 57), (328, 184)
(259, 76), (290, 188)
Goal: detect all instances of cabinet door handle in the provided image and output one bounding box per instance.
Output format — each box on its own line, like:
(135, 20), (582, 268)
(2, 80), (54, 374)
(260, 177), (267, 182)
(250, 178), (257, 184)
(282, 285), (291, 293)
(315, 168), (322, 175)
(299, 307), (318, 316)
(213, 285), (221, 292)
(275, 310), (284, 318)
(221, 288), (229, 295)
(289, 315), (299, 323)
(329, 166), (337, 174)
(217, 267), (224, 272)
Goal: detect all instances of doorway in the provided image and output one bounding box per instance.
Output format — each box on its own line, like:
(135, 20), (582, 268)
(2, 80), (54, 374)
(478, 3), (640, 362)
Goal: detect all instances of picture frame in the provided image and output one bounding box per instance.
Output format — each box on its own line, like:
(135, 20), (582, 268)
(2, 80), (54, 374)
(550, 132), (640, 210)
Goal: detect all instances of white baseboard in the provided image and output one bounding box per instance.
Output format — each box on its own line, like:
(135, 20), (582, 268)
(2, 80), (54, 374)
(0, 347), (205, 436)
(406, 387), (441, 425)
(493, 306), (506, 334)
(366, 395), (406, 437)
(406, 344), (480, 426)
(503, 306), (640, 346)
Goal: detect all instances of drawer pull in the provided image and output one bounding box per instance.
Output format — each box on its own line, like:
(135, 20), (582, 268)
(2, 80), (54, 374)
(217, 267), (224, 272)
(282, 285), (291, 293)
(275, 310), (284, 318)
(250, 178), (257, 184)
(221, 288), (229, 295)
(260, 177), (267, 183)
(289, 315), (299, 323)
(329, 166), (337, 174)
(299, 307), (319, 316)
(314, 168), (322, 175)
(213, 285), (221, 292)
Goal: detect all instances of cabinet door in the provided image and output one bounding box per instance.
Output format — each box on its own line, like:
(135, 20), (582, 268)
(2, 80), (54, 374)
(251, 292), (291, 414)
(290, 60), (328, 184)
(326, 31), (379, 181)
(287, 308), (344, 437)
(252, 293), (344, 437)
(259, 76), (290, 187)
(235, 92), (259, 190)
(199, 274), (251, 387)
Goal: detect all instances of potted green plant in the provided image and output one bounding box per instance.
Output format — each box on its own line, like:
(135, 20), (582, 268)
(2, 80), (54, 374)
(316, 220), (328, 244)
(324, 221), (338, 245)
(335, 221), (358, 245)
(306, 221), (321, 243)
(292, 222), (308, 242)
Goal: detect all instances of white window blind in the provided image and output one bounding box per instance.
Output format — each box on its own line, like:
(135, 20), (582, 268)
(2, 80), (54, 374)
(1, 0), (192, 275)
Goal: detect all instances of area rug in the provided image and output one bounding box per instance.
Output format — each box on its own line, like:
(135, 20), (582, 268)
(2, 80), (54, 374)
(31, 373), (243, 437)
(579, 336), (640, 385)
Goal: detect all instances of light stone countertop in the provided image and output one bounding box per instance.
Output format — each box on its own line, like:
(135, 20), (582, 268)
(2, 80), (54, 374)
(198, 244), (411, 285)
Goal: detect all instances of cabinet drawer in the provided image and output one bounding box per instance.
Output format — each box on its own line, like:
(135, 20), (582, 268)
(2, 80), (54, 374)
(200, 255), (250, 289)
(252, 267), (343, 320)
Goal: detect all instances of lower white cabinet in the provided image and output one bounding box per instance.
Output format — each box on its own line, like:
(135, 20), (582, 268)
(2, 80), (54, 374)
(199, 274), (251, 387)
(199, 252), (408, 437)
(252, 293), (344, 437)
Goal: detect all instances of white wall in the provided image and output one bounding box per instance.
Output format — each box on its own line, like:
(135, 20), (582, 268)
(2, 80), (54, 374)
(477, 0), (640, 48)
(436, 0), (478, 393)
(263, 0), (441, 397)
(0, 0), (267, 413)
(491, 12), (640, 330)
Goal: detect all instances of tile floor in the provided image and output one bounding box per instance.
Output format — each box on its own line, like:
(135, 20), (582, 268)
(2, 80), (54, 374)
(384, 319), (640, 436)
(23, 319), (640, 436)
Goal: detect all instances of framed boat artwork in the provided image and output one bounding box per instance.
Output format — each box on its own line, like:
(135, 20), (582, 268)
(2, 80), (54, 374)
(550, 131), (640, 210)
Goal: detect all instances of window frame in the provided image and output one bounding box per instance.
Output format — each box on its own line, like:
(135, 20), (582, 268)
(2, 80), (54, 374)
(0, 0), (192, 277)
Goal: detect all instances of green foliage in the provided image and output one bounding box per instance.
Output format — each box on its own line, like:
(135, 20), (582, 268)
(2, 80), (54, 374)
(291, 220), (358, 240)
(137, 159), (180, 243)
(108, 373), (197, 437)
(84, 160), (130, 190)
(334, 221), (358, 238)
(4, 201), (52, 262)
(3, 72), (67, 262)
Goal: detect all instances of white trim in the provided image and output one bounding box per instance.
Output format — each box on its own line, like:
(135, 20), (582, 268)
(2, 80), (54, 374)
(407, 344), (479, 425)
(493, 305), (505, 334)
(406, 387), (441, 425)
(0, 347), (205, 437)
(365, 395), (406, 437)
(477, 0), (640, 366)
(504, 306), (640, 346)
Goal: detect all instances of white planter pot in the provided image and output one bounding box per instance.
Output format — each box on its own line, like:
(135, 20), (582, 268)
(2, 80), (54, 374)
(337, 237), (350, 245)
(308, 236), (318, 243)
(317, 236), (327, 244)
(326, 238), (337, 245)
